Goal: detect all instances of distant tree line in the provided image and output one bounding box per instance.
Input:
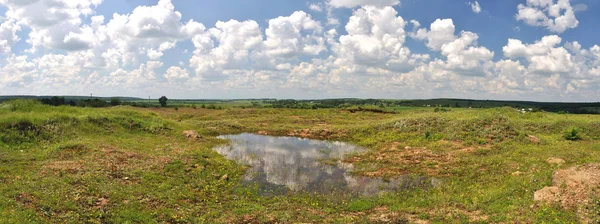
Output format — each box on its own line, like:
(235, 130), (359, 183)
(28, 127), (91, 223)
(39, 96), (119, 108)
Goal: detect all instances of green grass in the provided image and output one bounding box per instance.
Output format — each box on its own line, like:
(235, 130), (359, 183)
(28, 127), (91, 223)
(0, 100), (599, 223)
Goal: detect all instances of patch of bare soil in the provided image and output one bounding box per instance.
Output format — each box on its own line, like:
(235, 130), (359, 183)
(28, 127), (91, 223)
(286, 128), (346, 139)
(15, 193), (37, 209)
(534, 164), (600, 223)
(367, 207), (409, 223)
(54, 144), (89, 160)
(183, 130), (201, 139)
(438, 140), (490, 154)
(346, 142), (452, 177)
(528, 135), (541, 143)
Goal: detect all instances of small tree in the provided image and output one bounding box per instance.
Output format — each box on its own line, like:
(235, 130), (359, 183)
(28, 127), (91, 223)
(159, 96), (168, 107)
(110, 98), (121, 106)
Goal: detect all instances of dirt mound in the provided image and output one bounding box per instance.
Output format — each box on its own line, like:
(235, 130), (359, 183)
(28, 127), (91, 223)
(534, 164), (600, 222)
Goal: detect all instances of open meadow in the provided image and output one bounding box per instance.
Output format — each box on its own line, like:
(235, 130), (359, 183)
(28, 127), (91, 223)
(1, 99), (599, 223)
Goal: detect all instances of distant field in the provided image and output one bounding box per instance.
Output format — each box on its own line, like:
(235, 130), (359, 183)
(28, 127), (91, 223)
(3, 95), (599, 114)
(0, 99), (599, 223)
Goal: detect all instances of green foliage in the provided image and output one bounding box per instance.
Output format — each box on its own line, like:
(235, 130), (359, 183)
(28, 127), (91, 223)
(346, 199), (375, 212)
(110, 98), (122, 106)
(564, 127), (582, 141)
(159, 96), (168, 107)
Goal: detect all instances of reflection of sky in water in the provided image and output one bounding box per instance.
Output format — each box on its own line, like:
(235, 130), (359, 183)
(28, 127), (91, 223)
(214, 134), (440, 196)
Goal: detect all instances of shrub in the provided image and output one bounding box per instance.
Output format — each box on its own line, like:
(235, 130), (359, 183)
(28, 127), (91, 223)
(564, 127), (582, 141)
(110, 98), (122, 106)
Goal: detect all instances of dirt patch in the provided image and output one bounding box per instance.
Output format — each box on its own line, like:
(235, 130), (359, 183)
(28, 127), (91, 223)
(15, 193), (37, 209)
(286, 128), (346, 139)
(438, 140), (489, 154)
(528, 135), (541, 143)
(347, 142), (452, 176)
(461, 210), (489, 222)
(54, 144), (89, 160)
(95, 197), (109, 209)
(534, 164), (600, 222)
(183, 130), (201, 139)
(367, 207), (409, 223)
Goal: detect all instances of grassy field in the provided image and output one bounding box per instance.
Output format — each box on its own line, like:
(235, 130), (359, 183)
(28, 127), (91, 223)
(1, 99), (599, 223)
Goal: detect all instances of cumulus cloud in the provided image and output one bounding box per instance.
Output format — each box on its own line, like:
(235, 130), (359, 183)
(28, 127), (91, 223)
(1, 0), (599, 100)
(0, 19), (20, 54)
(1, 0), (102, 51)
(0, 55), (37, 88)
(164, 66), (190, 81)
(516, 0), (579, 33)
(264, 11), (325, 57)
(330, 6), (430, 75)
(411, 18), (456, 51)
(503, 35), (576, 75)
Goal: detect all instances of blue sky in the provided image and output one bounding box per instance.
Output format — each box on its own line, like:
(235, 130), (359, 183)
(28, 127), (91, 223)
(1, 0), (600, 101)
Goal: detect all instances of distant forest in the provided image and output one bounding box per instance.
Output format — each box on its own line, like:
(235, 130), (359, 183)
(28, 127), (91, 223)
(1, 96), (599, 114)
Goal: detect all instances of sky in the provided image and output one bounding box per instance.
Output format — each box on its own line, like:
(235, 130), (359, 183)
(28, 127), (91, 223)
(0, 0), (599, 101)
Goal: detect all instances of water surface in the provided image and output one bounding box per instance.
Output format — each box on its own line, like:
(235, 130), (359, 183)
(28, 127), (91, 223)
(214, 133), (439, 196)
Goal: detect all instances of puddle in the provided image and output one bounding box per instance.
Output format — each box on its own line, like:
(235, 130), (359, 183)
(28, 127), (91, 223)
(214, 133), (440, 196)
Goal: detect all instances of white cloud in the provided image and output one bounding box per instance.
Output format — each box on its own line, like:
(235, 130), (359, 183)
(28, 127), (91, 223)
(189, 19), (264, 80)
(516, 0), (579, 33)
(1, 0), (103, 52)
(0, 19), (20, 54)
(264, 11), (325, 57)
(104, 0), (204, 64)
(470, 1), (481, 14)
(164, 66), (189, 81)
(501, 35), (600, 93)
(308, 3), (323, 12)
(0, 55), (37, 88)
(327, 0), (400, 8)
(336, 6), (427, 72)
(411, 18), (456, 51)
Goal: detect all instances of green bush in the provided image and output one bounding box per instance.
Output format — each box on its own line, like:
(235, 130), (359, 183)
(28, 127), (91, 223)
(564, 127), (582, 141)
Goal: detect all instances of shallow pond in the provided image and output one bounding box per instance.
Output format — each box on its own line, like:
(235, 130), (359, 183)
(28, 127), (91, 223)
(214, 133), (440, 196)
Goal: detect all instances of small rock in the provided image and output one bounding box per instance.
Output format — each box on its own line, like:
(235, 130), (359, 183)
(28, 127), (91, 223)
(547, 157), (565, 165)
(220, 174), (229, 181)
(512, 171), (523, 176)
(123, 177), (129, 180)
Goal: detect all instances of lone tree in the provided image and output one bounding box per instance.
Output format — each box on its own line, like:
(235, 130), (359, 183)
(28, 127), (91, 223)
(110, 97), (121, 106)
(159, 96), (168, 107)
